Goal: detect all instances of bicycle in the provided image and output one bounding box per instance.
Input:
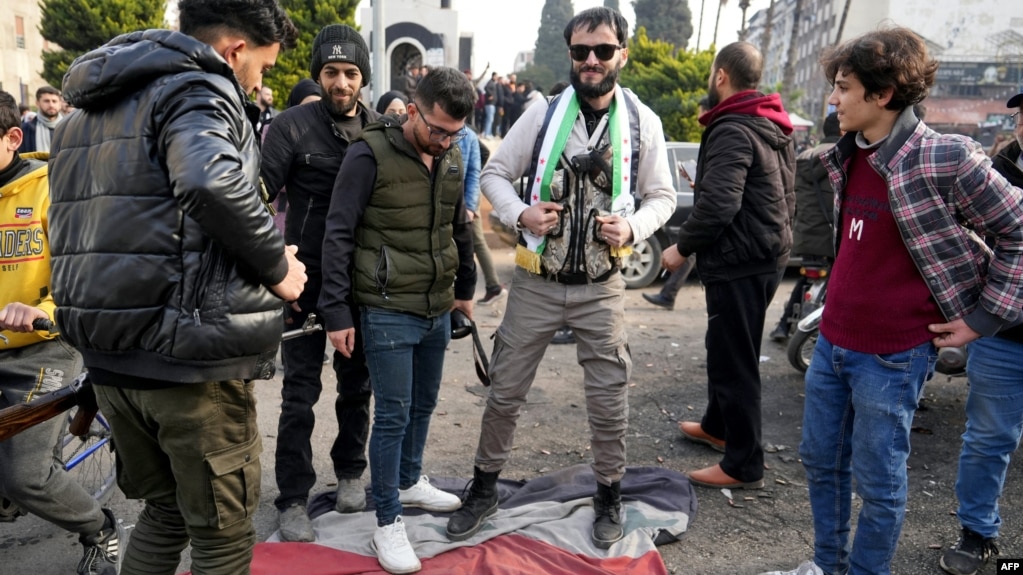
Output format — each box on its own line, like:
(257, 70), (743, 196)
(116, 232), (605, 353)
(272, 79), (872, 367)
(0, 318), (117, 521)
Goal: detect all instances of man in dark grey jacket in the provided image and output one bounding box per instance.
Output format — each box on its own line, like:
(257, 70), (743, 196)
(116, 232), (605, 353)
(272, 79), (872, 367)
(663, 41), (795, 491)
(47, 1), (304, 573)
(260, 24), (379, 542)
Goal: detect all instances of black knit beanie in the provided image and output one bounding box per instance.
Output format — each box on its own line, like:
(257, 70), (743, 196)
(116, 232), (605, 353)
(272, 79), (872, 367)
(310, 24), (371, 87)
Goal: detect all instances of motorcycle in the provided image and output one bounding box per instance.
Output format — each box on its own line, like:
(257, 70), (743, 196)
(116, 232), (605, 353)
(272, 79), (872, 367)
(788, 303), (824, 373)
(786, 262), (828, 373)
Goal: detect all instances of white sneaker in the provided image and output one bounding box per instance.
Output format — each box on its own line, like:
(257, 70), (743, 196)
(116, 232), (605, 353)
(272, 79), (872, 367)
(758, 561), (825, 575)
(372, 516), (421, 574)
(399, 475), (462, 512)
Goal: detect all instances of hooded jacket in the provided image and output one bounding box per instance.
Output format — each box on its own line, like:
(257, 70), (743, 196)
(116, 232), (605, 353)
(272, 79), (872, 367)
(676, 91), (796, 283)
(47, 29), (289, 385)
(0, 153), (55, 350)
(791, 135), (840, 259)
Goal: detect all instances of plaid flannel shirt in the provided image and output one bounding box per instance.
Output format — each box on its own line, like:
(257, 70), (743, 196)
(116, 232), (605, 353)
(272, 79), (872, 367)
(823, 106), (1023, 336)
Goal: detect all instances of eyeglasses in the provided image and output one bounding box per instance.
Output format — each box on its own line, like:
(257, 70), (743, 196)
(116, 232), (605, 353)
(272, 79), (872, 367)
(1013, 112), (1022, 126)
(414, 103), (466, 143)
(569, 43), (622, 62)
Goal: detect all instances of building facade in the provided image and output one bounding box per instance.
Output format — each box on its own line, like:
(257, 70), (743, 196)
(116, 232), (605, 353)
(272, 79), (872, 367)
(0, 0), (50, 107)
(359, 0), (474, 102)
(746, 0), (1023, 141)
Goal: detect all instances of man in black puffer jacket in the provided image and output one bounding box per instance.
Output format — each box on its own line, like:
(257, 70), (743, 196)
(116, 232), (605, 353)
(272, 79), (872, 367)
(664, 41), (795, 491)
(47, 1), (305, 573)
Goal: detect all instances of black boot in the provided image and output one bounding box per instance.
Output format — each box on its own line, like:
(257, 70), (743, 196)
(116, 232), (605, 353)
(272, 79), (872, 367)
(446, 466), (500, 541)
(592, 481), (624, 549)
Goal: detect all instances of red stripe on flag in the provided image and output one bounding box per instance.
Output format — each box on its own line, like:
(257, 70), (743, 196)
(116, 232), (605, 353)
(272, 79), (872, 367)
(231, 533), (669, 575)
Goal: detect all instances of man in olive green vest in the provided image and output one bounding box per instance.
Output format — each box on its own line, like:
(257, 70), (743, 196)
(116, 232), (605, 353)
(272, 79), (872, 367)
(318, 66), (477, 575)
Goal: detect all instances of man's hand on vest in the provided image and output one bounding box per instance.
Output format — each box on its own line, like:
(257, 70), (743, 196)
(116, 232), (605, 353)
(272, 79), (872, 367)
(595, 214), (633, 248)
(518, 202), (563, 236)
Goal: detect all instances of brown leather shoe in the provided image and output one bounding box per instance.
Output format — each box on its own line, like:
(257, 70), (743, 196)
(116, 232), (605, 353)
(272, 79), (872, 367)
(678, 421), (725, 453)
(686, 464), (764, 489)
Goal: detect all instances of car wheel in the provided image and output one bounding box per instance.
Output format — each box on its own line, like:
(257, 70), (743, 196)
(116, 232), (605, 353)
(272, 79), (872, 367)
(621, 235), (662, 289)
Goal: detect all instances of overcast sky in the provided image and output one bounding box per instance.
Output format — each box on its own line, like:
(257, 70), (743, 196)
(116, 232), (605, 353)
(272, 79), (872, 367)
(356, 0), (765, 75)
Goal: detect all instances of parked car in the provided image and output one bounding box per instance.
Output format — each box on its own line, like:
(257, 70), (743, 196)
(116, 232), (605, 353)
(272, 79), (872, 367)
(487, 141), (699, 289)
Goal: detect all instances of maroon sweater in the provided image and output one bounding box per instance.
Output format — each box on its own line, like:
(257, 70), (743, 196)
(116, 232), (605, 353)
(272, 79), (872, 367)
(821, 146), (944, 354)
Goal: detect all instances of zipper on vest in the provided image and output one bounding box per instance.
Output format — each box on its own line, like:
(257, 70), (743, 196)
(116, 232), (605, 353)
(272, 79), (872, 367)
(570, 167), (586, 274)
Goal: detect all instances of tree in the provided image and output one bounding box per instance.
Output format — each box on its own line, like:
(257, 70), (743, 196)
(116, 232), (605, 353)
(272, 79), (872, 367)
(619, 28), (715, 142)
(39, 0), (165, 88)
(532, 0), (574, 84)
(781, 0), (805, 108)
(268, 0), (360, 106)
(633, 0), (694, 50)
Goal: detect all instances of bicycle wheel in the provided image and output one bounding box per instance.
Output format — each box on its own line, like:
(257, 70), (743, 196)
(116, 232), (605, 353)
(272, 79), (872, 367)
(61, 408), (117, 503)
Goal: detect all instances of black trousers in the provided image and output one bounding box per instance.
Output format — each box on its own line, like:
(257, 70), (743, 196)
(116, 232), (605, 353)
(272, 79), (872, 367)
(274, 282), (371, 509)
(700, 270), (780, 482)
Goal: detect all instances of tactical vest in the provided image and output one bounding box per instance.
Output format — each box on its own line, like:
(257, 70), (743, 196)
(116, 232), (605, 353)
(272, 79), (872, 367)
(524, 92), (641, 278)
(354, 121), (463, 318)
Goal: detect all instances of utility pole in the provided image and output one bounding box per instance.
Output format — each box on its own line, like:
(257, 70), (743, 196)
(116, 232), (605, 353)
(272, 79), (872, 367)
(712, 0), (728, 48)
(697, 0), (707, 50)
(372, 0), (385, 107)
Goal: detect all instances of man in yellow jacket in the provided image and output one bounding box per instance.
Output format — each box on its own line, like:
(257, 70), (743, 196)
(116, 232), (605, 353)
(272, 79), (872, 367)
(0, 89), (124, 575)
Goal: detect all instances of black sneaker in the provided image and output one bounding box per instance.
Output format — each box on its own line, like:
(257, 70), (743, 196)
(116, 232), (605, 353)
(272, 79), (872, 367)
(940, 527), (999, 575)
(446, 467), (500, 541)
(477, 285), (508, 307)
(592, 481), (624, 549)
(78, 508), (125, 575)
(769, 323), (790, 342)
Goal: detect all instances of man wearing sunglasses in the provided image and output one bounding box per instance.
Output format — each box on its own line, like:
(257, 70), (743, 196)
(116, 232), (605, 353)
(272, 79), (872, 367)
(319, 67), (477, 575)
(447, 6), (675, 550)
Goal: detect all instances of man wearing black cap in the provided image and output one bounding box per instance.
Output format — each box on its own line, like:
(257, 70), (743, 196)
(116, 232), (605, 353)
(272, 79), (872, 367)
(938, 91), (1023, 575)
(261, 23), (380, 543)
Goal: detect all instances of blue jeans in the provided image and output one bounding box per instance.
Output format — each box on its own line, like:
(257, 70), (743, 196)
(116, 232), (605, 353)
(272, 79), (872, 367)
(483, 104), (496, 138)
(800, 334), (936, 575)
(361, 307), (451, 526)
(955, 336), (1023, 538)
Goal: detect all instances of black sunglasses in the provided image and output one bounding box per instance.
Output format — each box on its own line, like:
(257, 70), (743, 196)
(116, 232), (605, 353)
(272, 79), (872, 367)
(569, 43), (622, 62)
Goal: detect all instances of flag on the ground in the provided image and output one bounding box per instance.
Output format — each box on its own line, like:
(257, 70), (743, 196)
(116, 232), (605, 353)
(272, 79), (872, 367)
(244, 464), (697, 575)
